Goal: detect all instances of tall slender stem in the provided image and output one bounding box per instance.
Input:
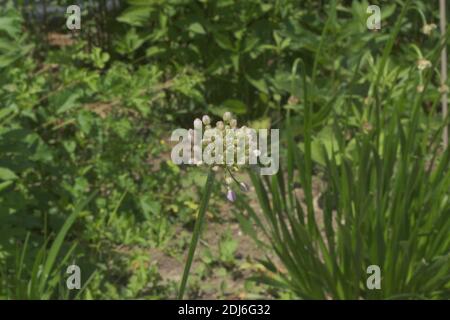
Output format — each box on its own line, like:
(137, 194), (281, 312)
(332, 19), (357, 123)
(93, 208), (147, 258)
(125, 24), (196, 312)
(178, 169), (215, 299)
(440, 0), (448, 149)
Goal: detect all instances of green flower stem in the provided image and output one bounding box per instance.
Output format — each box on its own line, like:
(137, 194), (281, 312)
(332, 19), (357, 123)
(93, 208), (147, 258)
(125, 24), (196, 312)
(178, 169), (215, 299)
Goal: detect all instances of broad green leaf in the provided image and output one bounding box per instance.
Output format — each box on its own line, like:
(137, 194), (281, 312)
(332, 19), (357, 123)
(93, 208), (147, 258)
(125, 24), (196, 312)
(189, 22), (206, 35)
(0, 167), (18, 181)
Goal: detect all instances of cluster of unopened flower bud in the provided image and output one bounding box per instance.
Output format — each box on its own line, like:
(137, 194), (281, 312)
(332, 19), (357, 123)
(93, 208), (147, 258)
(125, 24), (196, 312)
(421, 23), (436, 36)
(417, 58), (432, 71)
(189, 112), (252, 202)
(189, 112), (260, 167)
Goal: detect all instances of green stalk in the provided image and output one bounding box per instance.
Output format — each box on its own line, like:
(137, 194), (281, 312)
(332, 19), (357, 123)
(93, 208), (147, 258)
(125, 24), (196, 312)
(439, 0), (448, 149)
(178, 169), (215, 299)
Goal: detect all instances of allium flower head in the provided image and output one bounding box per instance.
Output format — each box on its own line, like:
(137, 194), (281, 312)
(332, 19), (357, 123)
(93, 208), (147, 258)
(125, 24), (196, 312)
(417, 59), (432, 71)
(184, 112), (263, 203)
(421, 23), (437, 35)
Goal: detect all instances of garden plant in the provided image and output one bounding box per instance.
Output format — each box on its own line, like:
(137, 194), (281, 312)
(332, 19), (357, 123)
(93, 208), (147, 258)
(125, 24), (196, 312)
(0, 0), (448, 300)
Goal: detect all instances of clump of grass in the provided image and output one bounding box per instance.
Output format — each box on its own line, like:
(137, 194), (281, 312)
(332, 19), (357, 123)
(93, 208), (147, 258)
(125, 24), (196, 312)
(245, 79), (450, 297)
(243, 53), (450, 298)
(241, 2), (450, 296)
(1, 193), (96, 299)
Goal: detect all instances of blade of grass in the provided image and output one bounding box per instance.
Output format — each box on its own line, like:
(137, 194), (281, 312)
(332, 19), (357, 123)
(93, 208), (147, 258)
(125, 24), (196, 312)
(38, 191), (97, 295)
(178, 169), (215, 299)
(440, 0), (448, 148)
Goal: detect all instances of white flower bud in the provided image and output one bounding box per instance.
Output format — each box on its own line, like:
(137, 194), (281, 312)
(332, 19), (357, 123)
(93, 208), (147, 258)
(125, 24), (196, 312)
(194, 118), (203, 128)
(223, 112), (232, 122)
(216, 121), (224, 130)
(239, 182), (249, 192)
(202, 115), (211, 125)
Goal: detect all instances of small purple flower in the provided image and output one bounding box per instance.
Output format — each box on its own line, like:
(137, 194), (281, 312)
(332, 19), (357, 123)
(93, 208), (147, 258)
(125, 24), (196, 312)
(226, 189), (236, 202)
